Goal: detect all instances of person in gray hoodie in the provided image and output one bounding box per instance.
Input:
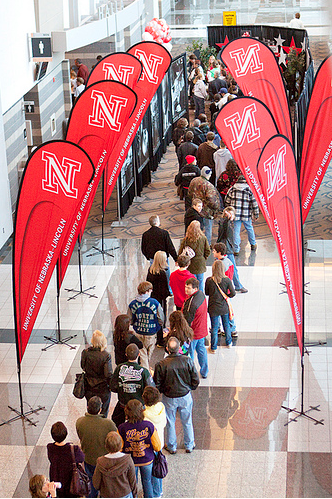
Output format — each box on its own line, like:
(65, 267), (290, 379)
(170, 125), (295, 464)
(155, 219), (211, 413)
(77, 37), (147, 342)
(93, 431), (137, 498)
(213, 140), (232, 186)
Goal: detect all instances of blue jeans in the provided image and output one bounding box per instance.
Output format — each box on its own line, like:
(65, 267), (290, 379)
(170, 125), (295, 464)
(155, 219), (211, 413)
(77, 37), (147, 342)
(194, 273), (205, 293)
(233, 219), (256, 253)
(210, 314), (234, 348)
(163, 391), (195, 452)
(84, 462), (98, 498)
(135, 462), (154, 498)
(202, 217), (213, 245)
(151, 456), (163, 498)
(188, 337), (209, 377)
(227, 253), (243, 290)
(123, 493), (133, 498)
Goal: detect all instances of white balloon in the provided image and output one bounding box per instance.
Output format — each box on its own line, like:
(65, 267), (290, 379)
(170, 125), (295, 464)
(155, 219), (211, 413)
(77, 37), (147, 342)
(142, 31), (154, 41)
(163, 42), (172, 52)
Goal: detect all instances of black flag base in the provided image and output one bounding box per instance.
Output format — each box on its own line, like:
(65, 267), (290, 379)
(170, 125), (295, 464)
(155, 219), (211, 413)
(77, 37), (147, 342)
(0, 404), (46, 427)
(42, 332), (77, 351)
(281, 404), (324, 426)
(64, 285), (97, 301)
(86, 244), (119, 258)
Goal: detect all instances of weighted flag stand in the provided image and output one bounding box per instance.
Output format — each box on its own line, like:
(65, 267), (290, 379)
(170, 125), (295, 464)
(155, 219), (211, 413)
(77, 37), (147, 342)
(43, 264), (77, 350)
(87, 171), (119, 258)
(64, 236), (97, 300)
(281, 204), (324, 426)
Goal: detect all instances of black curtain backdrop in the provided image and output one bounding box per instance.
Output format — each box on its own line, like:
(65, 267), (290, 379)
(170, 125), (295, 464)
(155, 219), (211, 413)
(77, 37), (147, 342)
(296, 61), (315, 168)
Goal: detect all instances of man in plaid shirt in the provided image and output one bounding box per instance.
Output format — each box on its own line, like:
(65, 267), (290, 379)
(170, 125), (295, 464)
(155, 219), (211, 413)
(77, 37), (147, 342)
(224, 175), (259, 255)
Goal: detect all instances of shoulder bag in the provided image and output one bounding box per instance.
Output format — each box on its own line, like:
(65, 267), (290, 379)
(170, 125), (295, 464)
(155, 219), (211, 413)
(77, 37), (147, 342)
(180, 244), (195, 259)
(72, 373), (85, 399)
(69, 445), (91, 497)
(214, 280), (234, 320)
(152, 450), (168, 479)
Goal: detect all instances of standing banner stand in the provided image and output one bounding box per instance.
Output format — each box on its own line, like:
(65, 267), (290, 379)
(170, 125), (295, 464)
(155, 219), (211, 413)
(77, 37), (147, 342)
(64, 236), (97, 300)
(215, 35), (332, 427)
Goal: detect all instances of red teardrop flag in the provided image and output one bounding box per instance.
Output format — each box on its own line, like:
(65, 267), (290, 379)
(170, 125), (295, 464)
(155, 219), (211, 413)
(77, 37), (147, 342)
(103, 41), (172, 208)
(300, 55), (332, 221)
(13, 141), (94, 361)
(86, 52), (143, 87)
(221, 37), (292, 142)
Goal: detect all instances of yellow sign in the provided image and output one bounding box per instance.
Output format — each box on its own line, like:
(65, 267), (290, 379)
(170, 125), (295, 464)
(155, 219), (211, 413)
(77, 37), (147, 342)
(223, 11), (236, 26)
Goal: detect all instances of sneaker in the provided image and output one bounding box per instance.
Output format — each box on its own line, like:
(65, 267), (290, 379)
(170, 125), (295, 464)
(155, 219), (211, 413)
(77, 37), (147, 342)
(231, 331), (238, 337)
(237, 287), (248, 293)
(208, 347), (216, 354)
(251, 244), (257, 251)
(164, 445), (177, 454)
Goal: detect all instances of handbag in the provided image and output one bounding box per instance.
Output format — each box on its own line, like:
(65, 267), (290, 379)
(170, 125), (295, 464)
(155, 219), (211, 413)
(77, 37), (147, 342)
(214, 279), (234, 320)
(69, 445), (91, 497)
(152, 450), (168, 479)
(180, 245), (195, 259)
(73, 373), (85, 399)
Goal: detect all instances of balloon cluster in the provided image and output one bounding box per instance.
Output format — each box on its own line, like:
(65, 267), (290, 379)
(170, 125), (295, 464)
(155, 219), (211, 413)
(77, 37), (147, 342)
(142, 18), (172, 52)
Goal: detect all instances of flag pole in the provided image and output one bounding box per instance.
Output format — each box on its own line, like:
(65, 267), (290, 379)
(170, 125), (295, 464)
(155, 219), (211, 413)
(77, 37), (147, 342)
(64, 235), (97, 300)
(43, 263), (77, 350)
(86, 170), (119, 258)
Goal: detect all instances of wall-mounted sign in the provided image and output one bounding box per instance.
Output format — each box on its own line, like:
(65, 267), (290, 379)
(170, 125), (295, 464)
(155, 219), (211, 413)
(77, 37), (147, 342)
(223, 11), (236, 26)
(30, 33), (52, 62)
(24, 101), (35, 113)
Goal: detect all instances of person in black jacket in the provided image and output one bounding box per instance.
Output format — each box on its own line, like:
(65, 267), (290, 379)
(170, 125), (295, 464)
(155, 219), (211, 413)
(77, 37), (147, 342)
(146, 251), (170, 346)
(141, 215), (177, 291)
(177, 131), (198, 170)
(81, 330), (113, 417)
(184, 198), (204, 232)
(175, 156), (201, 209)
(153, 336), (199, 454)
(113, 314), (143, 365)
(187, 119), (206, 146)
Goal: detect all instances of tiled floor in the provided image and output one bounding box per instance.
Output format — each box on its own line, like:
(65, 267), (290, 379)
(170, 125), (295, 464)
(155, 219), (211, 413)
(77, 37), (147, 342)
(1, 1), (332, 497)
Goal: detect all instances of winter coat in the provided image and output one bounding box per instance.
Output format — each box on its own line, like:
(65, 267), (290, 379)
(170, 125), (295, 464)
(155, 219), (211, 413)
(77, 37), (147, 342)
(182, 290), (208, 340)
(184, 207), (204, 232)
(179, 235), (210, 274)
(205, 276), (236, 316)
(224, 178), (259, 221)
(177, 141), (198, 169)
(187, 176), (221, 219)
(93, 453), (137, 498)
(143, 401), (167, 448)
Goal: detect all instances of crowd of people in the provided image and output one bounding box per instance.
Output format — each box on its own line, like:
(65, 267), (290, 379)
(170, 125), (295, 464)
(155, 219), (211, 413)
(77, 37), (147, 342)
(28, 51), (262, 499)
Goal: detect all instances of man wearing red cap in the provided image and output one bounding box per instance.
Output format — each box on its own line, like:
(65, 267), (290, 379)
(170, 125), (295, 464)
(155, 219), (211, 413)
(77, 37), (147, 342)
(175, 155), (201, 209)
(176, 131), (198, 170)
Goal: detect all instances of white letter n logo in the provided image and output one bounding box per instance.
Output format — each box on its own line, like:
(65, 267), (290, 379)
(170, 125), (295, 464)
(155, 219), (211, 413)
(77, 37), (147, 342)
(134, 49), (163, 84)
(224, 103), (260, 150)
(264, 144), (287, 199)
(102, 63), (134, 86)
(88, 90), (127, 131)
(229, 43), (263, 78)
(42, 151), (81, 198)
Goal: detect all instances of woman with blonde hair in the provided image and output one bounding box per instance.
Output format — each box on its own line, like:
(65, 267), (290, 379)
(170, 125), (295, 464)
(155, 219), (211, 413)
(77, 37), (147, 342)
(147, 250), (170, 346)
(81, 329), (113, 416)
(205, 260), (235, 350)
(179, 220), (210, 292)
(29, 475), (57, 498)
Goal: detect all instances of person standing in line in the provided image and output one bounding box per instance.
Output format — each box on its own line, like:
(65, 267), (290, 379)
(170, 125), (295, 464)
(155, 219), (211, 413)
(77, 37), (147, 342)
(193, 73), (207, 119)
(76, 396), (117, 498)
(146, 251), (170, 347)
(154, 337), (199, 454)
(196, 132), (218, 186)
(217, 209), (248, 292)
(141, 215), (177, 292)
(118, 399), (161, 499)
(92, 431), (137, 498)
(81, 329), (113, 418)
(187, 166), (222, 245)
(47, 422), (85, 499)
(74, 77), (85, 101)
(127, 282), (164, 367)
(163, 310), (194, 356)
(178, 221), (210, 293)
(175, 156), (201, 209)
(224, 175), (259, 255)
(213, 140), (233, 186)
(205, 260), (236, 351)
(142, 386), (167, 499)
(74, 58), (89, 83)
(182, 277), (209, 379)
(172, 117), (188, 155)
(169, 255), (195, 311)
(111, 344), (155, 427)
(216, 159), (241, 203)
(184, 198), (204, 232)
(29, 475), (57, 498)
(113, 314), (143, 366)
(177, 131), (198, 170)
